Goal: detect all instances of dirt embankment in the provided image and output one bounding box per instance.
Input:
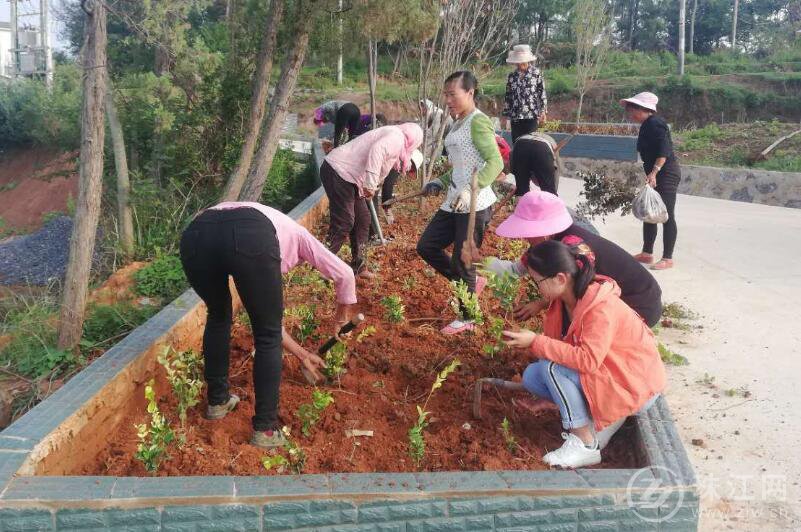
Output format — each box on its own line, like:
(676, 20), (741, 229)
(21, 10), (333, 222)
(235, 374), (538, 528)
(0, 147), (78, 234)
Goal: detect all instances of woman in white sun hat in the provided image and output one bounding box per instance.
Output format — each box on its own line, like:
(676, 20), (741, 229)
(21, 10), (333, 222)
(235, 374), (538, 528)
(621, 92), (681, 271)
(502, 44), (548, 142)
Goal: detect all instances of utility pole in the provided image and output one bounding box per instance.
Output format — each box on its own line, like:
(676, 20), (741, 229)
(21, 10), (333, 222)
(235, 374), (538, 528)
(337, 0), (343, 85)
(678, 0), (686, 75)
(9, 0), (18, 76)
(41, 0), (54, 89)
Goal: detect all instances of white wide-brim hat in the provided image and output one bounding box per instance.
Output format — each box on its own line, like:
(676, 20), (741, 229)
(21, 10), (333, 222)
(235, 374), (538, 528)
(410, 149), (424, 171)
(620, 92), (658, 112)
(506, 44), (537, 64)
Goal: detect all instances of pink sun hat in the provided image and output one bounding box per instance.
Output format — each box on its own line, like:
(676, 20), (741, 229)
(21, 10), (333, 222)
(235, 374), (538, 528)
(495, 191), (573, 238)
(620, 91), (658, 112)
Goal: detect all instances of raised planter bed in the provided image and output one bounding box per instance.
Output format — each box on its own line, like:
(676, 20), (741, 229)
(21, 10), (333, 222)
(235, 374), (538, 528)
(0, 140), (698, 530)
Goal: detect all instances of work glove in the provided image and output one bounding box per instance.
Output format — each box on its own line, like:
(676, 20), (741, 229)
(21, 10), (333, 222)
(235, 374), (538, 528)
(422, 180), (443, 197)
(451, 186), (472, 213)
(497, 173), (516, 195)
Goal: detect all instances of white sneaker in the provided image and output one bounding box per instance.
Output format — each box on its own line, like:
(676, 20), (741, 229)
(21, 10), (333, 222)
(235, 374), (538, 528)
(543, 432), (601, 468)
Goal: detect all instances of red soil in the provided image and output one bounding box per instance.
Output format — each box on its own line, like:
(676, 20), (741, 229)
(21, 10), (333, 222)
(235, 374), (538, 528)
(83, 187), (640, 476)
(0, 148), (78, 232)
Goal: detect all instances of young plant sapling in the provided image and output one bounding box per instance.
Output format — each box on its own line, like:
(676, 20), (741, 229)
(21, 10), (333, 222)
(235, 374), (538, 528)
(408, 359), (461, 465)
(501, 417), (518, 454)
(157, 347), (203, 429)
(449, 280), (483, 324)
(297, 389), (334, 436)
(484, 271), (520, 313)
(322, 341), (348, 379)
(381, 295), (405, 323)
(482, 317), (506, 357)
(134, 380), (176, 473)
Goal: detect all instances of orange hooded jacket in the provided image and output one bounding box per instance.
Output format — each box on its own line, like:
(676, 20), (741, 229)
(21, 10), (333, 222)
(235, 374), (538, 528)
(530, 277), (666, 430)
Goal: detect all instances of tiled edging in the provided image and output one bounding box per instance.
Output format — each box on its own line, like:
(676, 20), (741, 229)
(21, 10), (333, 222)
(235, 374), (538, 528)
(0, 137), (698, 530)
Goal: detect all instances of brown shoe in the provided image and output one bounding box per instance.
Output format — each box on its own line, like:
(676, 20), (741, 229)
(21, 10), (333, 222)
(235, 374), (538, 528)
(651, 259), (674, 270)
(633, 252), (654, 264)
(206, 394), (240, 420)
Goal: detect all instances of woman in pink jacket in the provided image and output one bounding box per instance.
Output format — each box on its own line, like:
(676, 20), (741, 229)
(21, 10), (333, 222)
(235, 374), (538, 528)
(321, 123), (423, 276)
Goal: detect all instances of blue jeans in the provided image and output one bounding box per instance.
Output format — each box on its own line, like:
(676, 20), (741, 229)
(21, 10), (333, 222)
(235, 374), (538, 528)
(522, 360), (591, 430)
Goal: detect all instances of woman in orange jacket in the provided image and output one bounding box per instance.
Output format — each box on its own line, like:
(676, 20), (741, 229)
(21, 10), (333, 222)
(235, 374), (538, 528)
(504, 240), (666, 468)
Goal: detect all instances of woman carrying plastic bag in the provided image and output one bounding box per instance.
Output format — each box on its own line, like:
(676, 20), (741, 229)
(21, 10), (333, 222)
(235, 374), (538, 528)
(621, 92), (681, 270)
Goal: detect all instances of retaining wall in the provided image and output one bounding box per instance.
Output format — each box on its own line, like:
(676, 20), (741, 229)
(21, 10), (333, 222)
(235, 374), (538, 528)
(0, 140), (698, 531)
(563, 157), (801, 209)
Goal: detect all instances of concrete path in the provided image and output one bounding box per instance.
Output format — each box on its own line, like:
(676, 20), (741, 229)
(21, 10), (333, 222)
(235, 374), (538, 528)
(559, 177), (801, 531)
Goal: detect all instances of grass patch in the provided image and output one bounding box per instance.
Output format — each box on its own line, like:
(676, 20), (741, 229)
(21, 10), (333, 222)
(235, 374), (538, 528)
(133, 255), (188, 303)
(658, 342), (688, 366)
(80, 301), (159, 354)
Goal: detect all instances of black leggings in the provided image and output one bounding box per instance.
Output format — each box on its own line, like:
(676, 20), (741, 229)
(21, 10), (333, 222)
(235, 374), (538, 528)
(642, 190), (677, 259)
(179, 208), (283, 432)
(511, 118), (538, 142)
(334, 103), (361, 147)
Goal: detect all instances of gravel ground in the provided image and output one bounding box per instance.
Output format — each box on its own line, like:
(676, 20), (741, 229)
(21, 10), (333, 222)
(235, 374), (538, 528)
(0, 216), (100, 286)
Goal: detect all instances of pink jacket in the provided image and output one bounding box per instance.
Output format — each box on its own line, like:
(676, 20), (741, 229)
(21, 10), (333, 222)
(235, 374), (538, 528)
(210, 202), (357, 304)
(324, 123), (423, 197)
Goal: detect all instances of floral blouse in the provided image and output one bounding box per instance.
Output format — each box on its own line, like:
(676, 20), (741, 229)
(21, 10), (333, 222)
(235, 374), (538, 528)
(503, 67), (547, 120)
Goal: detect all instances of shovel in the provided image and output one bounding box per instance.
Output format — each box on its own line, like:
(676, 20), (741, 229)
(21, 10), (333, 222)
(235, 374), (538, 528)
(381, 189), (426, 208)
(301, 313), (365, 386)
(472, 378), (526, 419)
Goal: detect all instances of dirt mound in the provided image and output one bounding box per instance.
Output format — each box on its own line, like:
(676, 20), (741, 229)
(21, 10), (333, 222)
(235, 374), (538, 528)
(0, 148), (78, 233)
(84, 184), (640, 477)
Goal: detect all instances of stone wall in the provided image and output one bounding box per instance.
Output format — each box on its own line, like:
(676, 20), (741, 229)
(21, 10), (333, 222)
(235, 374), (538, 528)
(562, 157), (801, 209)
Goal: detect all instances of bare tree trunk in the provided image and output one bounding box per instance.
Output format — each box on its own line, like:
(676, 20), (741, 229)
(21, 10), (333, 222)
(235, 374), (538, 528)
(105, 82), (134, 257)
(221, 0), (284, 201)
(58, 0), (108, 350)
(629, 0), (640, 50)
(731, 0), (739, 50)
(367, 39), (377, 128)
(689, 0), (698, 54)
(576, 93), (585, 125)
(238, 14), (311, 202)
(678, 0), (686, 75)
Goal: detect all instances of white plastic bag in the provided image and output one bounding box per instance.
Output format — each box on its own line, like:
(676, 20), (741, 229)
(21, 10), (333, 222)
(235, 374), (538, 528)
(632, 185), (669, 224)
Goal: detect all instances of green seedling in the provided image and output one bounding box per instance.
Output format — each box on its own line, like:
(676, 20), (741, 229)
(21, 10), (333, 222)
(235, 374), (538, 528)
(408, 359), (460, 466)
(501, 417), (518, 454)
(484, 271), (520, 312)
(134, 380), (176, 473)
(402, 276), (417, 291)
(157, 347), (204, 430)
(482, 317), (506, 357)
(237, 311), (251, 328)
(525, 278), (542, 302)
(697, 373), (716, 387)
(381, 295), (405, 323)
(658, 342), (688, 366)
(450, 280), (483, 324)
(356, 325), (376, 343)
(725, 386), (752, 399)
(322, 341), (347, 379)
(286, 304), (319, 343)
(497, 238), (528, 261)
(298, 389), (334, 436)
(260, 426), (306, 474)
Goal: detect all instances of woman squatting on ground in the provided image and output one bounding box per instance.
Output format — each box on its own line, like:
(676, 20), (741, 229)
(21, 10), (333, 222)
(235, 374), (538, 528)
(503, 240), (666, 468)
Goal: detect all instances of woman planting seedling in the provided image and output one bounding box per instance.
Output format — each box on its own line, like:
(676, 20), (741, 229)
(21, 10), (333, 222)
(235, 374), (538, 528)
(322, 123), (423, 278)
(503, 240), (665, 468)
(179, 202), (358, 449)
(485, 190), (663, 327)
(416, 70), (504, 335)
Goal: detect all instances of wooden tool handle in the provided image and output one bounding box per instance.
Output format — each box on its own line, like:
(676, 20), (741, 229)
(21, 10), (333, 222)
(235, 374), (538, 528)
(381, 189), (426, 207)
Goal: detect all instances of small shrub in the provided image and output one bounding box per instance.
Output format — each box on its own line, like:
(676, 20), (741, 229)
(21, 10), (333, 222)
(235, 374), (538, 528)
(449, 280), (483, 324)
(356, 325), (376, 343)
(297, 389), (334, 436)
(285, 304), (319, 343)
(322, 341), (347, 380)
(575, 171), (637, 221)
(496, 238), (528, 261)
(482, 317), (506, 357)
(260, 426), (306, 474)
(134, 380), (176, 473)
(81, 302), (158, 353)
(381, 295), (405, 323)
(484, 271), (520, 313)
(134, 255), (188, 302)
(157, 347), (204, 429)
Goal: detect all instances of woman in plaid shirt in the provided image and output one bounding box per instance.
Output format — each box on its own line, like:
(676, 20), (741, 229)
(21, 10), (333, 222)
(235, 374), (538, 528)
(502, 45), (548, 142)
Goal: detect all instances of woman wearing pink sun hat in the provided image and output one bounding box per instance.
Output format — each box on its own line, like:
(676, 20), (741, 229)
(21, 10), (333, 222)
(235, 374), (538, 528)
(621, 92), (681, 271)
(487, 190), (663, 327)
